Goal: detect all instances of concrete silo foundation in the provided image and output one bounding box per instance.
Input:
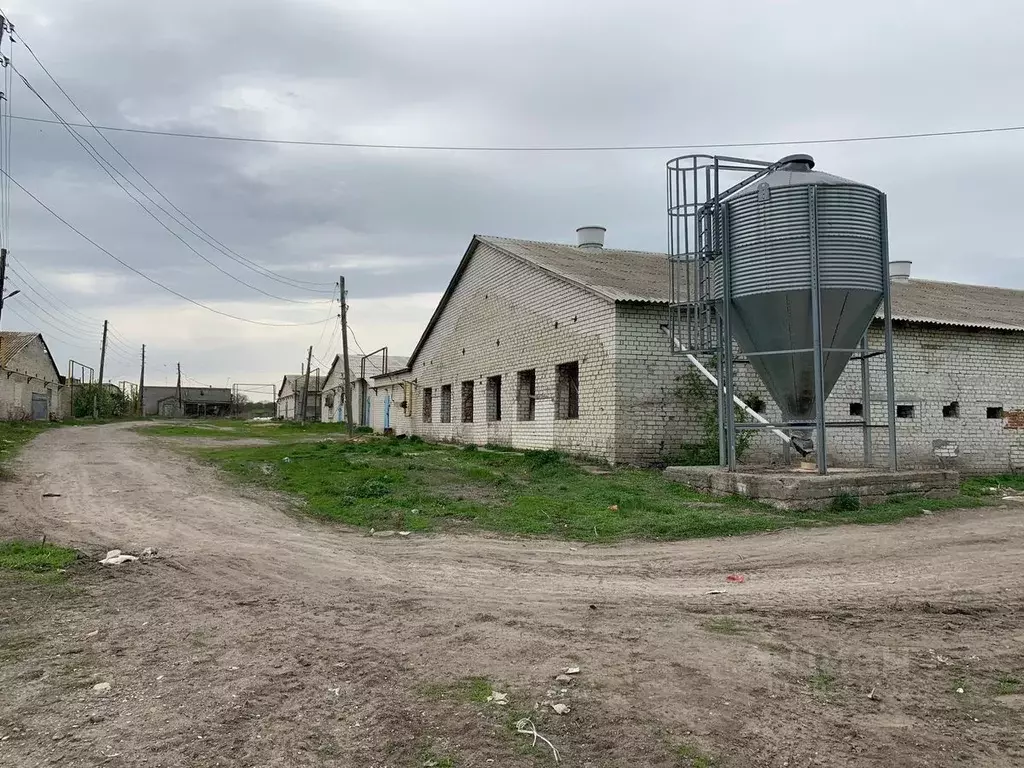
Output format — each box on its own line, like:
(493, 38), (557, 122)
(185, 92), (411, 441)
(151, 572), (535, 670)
(663, 465), (960, 511)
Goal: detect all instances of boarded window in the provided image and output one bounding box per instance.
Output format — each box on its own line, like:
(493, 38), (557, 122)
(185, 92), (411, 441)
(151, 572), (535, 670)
(486, 375), (502, 422)
(440, 385), (452, 423)
(555, 361), (579, 420)
(987, 406), (1004, 419)
(422, 387), (433, 423)
(942, 401), (959, 418)
(849, 402), (863, 417)
(517, 369), (536, 421)
(896, 404), (915, 419)
(461, 381), (475, 423)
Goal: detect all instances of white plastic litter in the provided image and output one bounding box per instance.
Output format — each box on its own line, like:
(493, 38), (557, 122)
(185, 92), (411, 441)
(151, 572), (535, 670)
(550, 702), (570, 715)
(100, 549), (138, 565)
(564, 667), (580, 675)
(486, 691), (509, 705)
(514, 718), (560, 762)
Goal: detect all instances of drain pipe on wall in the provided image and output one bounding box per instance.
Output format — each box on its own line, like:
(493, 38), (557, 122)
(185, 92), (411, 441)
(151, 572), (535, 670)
(660, 325), (791, 445)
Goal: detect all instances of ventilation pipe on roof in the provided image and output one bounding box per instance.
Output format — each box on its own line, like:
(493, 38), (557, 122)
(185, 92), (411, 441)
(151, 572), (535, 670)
(576, 226), (606, 249)
(889, 260), (912, 282)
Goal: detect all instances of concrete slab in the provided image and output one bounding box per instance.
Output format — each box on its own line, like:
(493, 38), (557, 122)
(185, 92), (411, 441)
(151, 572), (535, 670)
(663, 465), (960, 510)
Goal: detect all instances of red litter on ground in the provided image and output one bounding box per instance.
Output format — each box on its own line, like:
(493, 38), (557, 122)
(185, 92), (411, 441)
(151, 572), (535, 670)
(725, 574), (745, 583)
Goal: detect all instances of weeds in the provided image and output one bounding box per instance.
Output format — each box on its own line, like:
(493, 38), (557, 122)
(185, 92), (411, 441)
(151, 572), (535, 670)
(677, 742), (716, 767)
(829, 492), (860, 512)
(418, 676), (492, 703)
(995, 676), (1020, 695)
(702, 617), (745, 635)
(810, 667), (837, 693)
(0, 540), (77, 573)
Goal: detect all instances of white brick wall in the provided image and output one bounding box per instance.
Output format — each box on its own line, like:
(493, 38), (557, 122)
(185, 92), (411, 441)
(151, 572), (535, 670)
(0, 336), (62, 420)
(616, 306), (1024, 473)
(370, 243), (619, 459)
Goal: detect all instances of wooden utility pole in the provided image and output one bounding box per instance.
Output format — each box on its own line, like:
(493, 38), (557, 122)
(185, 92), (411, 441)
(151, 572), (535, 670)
(94, 320), (108, 418)
(340, 276), (354, 435)
(138, 344), (145, 416)
(301, 346), (313, 423)
(176, 362), (182, 413)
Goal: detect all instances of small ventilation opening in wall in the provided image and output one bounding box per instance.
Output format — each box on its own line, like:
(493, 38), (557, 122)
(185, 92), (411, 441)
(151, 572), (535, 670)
(987, 406), (1004, 419)
(897, 404), (915, 419)
(942, 401), (959, 418)
(747, 395), (766, 414)
(849, 402), (863, 417)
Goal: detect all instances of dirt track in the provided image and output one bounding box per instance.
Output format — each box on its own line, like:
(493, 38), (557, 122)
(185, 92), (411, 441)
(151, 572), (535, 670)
(1, 423), (1022, 767)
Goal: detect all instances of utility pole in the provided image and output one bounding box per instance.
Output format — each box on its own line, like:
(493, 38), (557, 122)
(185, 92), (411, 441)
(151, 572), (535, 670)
(94, 320), (108, 419)
(301, 345), (313, 423)
(340, 276), (354, 436)
(138, 344), (146, 417)
(176, 362), (182, 413)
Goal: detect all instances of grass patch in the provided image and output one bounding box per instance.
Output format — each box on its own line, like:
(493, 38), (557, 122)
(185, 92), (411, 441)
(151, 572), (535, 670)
(138, 420), (354, 442)
(677, 742), (716, 767)
(172, 431), (1021, 541)
(995, 677), (1020, 696)
(810, 667), (837, 693)
(418, 676), (493, 703)
(0, 540), (77, 574)
(420, 750), (456, 768)
(702, 617), (746, 635)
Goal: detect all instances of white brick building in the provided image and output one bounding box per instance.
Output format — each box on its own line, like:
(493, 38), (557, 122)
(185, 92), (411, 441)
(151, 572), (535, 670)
(320, 353), (409, 424)
(369, 235), (1024, 473)
(276, 373), (321, 421)
(0, 331), (63, 420)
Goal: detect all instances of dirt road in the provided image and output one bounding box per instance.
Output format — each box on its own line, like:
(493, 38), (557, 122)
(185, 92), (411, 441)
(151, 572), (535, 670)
(1, 423), (1022, 767)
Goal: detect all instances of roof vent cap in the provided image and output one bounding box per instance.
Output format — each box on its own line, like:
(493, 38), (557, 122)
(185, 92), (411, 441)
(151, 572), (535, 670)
(889, 260), (912, 282)
(576, 226), (606, 249)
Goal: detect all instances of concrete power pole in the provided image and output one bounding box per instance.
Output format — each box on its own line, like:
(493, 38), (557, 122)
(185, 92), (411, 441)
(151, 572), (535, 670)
(94, 320), (108, 419)
(138, 344), (145, 417)
(301, 345), (313, 423)
(340, 276), (354, 436)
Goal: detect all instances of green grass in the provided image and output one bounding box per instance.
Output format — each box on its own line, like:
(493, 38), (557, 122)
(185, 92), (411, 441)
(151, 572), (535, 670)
(417, 676), (493, 703)
(420, 750), (456, 768)
(677, 742), (716, 767)
(702, 617), (746, 635)
(810, 667), (838, 693)
(0, 540), (77, 573)
(163, 431), (1021, 542)
(995, 676), (1020, 696)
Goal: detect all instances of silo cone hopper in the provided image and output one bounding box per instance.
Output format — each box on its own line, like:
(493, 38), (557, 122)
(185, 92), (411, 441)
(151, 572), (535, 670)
(717, 155), (886, 456)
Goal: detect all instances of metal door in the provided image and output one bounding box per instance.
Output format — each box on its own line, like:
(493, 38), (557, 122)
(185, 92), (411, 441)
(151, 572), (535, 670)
(31, 392), (49, 421)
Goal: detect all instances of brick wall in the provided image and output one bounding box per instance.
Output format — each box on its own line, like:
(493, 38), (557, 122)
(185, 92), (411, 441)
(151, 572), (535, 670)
(0, 336), (61, 420)
(372, 243), (619, 459)
(616, 306), (1024, 473)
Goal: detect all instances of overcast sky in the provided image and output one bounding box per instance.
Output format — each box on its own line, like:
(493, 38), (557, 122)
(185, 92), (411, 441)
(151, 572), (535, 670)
(1, 0), (1021, 393)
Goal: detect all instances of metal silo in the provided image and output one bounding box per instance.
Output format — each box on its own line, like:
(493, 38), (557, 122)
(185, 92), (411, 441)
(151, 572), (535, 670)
(667, 154), (897, 474)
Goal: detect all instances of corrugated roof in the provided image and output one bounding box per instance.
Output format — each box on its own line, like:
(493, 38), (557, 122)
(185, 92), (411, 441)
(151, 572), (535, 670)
(482, 236), (1024, 332)
(0, 331), (38, 367)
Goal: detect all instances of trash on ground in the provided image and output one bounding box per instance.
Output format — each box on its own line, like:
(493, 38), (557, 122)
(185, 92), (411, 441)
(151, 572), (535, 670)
(397, 531), (411, 537)
(514, 718), (560, 763)
(486, 691), (509, 705)
(956, 687), (965, 694)
(706, 589), (726, 595)
(282, 457), (292, 463)
(550, 702), (571, 715)
(42, 492), (61, 498)
(141, 547), (158, 557)
(608, 504), (619, 511)
(86, 630), (99, 638)
(555, 673), (573, 683)
(564, 666), (580, 675)
(1002, 496), (1024, 502)
(92, 682), (111, 693)
(100, 549), (138, 565)
(726, 574), (746, 583)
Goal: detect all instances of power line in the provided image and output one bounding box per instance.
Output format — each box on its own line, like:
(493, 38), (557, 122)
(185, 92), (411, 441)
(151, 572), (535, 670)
(2, 169), (328, 327)
(7, 19), (332, 292)
(10, 112), (1024, 153)
(12, 66), (327, 306)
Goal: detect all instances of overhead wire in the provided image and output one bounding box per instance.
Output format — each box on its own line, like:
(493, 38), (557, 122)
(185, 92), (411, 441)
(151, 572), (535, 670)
(12, 66), (327, 307)
(11, 25), (332, 292)
(9, 113), (1024, 153)
(1, 169), (329, 327)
